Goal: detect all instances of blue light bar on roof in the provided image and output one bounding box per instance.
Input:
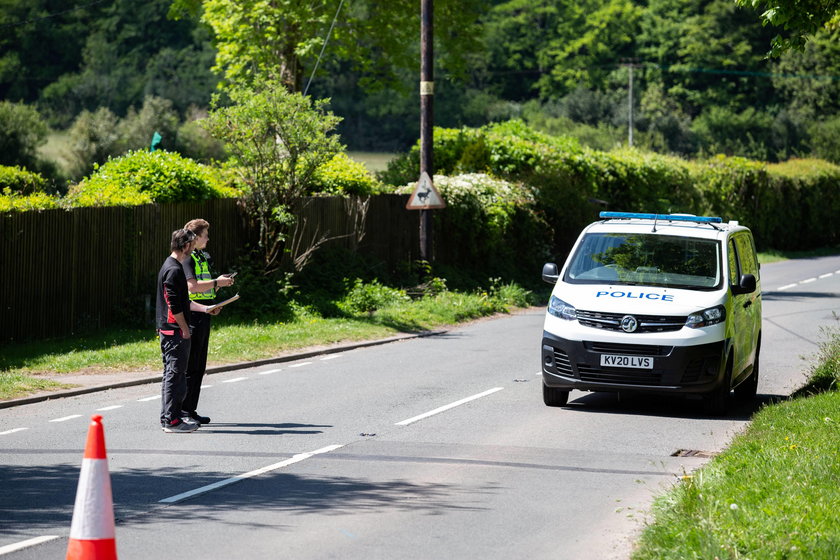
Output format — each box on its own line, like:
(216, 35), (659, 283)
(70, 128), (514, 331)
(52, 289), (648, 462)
(599, 211), (723, 224)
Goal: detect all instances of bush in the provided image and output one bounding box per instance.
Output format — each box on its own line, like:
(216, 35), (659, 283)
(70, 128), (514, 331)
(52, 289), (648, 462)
(0, 102), (49, 171)
(0, 188), (60, 213)
(0, 165), (47, 194)
(338, 278), (410, 314)
(64, 150), (237, 207)
(810, 116), (840, 164)
(311, 153), (384, 196)
(67, 107), (121, 178)
(115, 96), (180, 153)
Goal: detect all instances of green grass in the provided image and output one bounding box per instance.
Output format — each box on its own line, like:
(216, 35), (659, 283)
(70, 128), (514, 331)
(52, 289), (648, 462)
(347, 151), (396, 173)
(758, 246), (840, 264)
(0, 284), (533, 400)
(632, 330), (840, 560)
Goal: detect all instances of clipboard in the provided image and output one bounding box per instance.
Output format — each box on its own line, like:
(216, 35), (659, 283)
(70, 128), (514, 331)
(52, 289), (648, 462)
(205, 293), (240, 312)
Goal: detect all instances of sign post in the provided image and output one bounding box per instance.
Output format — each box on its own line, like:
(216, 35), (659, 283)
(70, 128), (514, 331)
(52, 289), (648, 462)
(418, 0), (434, 262)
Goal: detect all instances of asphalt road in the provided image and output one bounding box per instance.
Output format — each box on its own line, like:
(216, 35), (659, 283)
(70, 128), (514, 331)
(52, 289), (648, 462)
(1, 255), (838, 559)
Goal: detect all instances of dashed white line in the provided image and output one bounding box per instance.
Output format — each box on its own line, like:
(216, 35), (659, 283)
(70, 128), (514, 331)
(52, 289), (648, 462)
(778, 283), (798, 291)
(200, 384), (213, 389)
(289, 362), (312, 368)
(49, 415), (82, 423)
(0, 428), (28, 436)
(819, 273), (833, 279)
(96, 405), (123, 411)
(159, 444), (344, 504)
(258, 369), (281, 375)
(222, 377), (248, 383)
(396, 387), (505, 426)
(0, 535), (60, 555)
(138, 395), (160, 402)
(320, 354), (342, 361)
(801, 277), (817, 284)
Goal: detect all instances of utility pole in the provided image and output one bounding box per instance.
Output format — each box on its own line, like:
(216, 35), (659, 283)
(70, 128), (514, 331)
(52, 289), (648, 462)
(620, 58), (640, 147)
(419, 0), (433, 262)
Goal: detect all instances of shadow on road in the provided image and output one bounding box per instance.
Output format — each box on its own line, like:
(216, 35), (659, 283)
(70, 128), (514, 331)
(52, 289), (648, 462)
(559, 391), (788, 421)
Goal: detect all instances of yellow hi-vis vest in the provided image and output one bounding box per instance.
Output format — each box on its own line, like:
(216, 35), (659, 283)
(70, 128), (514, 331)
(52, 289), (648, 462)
(189, 251), (215, 300)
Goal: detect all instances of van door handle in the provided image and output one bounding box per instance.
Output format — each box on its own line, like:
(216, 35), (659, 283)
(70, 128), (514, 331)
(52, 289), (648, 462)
(743, 300), (752, 309)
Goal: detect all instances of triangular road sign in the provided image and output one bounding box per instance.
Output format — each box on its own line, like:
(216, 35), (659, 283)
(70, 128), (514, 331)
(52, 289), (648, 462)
(406, 172), (446, 210)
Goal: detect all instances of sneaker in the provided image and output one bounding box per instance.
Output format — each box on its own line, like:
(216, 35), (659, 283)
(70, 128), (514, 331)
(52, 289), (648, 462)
(162, 418), (198, 433)
(188, 411), (211, 425)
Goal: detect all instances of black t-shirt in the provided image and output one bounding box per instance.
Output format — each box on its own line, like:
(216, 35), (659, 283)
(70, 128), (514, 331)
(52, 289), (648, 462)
(156, 255), (191, 332)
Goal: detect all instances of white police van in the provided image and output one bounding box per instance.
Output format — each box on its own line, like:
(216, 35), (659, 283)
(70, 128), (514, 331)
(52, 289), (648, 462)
(541, 212), (761, 414)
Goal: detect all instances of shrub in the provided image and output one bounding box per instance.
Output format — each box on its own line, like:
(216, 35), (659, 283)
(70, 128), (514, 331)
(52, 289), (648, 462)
(64, 150), (236, 207)
(115, 96), (180, 153)
(810, 116), (840, 164)
(0, 165), (47, 194)
(67, 107), (121, 178)
(312, 153), (383, 195)
(0, 102), (49, 171)
(0, 188), (60, 212)
(338, 278), (410, 314)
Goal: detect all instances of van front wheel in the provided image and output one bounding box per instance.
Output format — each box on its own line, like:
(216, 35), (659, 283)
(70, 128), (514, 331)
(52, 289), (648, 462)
(704, 360), (732, 416)
(543, 383), (569, 407)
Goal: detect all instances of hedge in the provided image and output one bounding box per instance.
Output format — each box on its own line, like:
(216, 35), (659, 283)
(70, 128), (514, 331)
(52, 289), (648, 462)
(382, 121), (840, 252)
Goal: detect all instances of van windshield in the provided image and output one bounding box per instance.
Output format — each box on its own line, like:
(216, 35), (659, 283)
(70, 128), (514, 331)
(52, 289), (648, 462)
(564, 233), (721, 290)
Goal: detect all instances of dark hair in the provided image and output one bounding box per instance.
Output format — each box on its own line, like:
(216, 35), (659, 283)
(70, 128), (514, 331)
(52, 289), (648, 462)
(170, 229), (196, 252)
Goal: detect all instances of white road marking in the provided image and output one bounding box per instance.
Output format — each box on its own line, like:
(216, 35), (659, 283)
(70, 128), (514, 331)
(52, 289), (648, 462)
(49, 415), (81, 423)
(96, 405), (123, 411)
(0, 535), (60, 555)
(200, 384), (213, 389)
(0, 428), (28, 436)
(159, 444), (345, 504)
(801, 277), (817, 284)
(320, 354), (342, 360)
(222, 377), (247, 383)
(396, 387), (505, 426)
(258, 368), (281, 375)
(289, 362), (312, 368)
(778, 283), (798, 291)
(138, 395), (160, 402)
(819, 273), (833, 279)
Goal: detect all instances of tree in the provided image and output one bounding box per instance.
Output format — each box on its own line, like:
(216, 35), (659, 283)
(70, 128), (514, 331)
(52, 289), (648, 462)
(186, 0), (485, 91)
(204, 79), (343, 274)
(735, 0), (840, 56)
(484, 0), (643, 99)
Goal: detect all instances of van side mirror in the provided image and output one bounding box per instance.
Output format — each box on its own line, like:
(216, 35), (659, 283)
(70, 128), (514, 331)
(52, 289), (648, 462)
(542, 263), (560, 284)
(732, 273), (756, 295)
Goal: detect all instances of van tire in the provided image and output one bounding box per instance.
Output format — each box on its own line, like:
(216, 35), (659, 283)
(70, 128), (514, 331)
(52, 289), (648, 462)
(735, 346), (760, 402)
(704, 359), (732, 416)
(543, 384), (569, 407)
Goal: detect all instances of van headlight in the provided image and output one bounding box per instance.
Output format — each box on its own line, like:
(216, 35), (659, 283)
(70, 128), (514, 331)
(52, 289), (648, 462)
(685, 305), (726, 328)
(548, 296), (577, 320)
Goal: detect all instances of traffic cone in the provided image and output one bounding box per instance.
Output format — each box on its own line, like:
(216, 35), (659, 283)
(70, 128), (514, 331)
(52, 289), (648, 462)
(66, 415), (117, 560)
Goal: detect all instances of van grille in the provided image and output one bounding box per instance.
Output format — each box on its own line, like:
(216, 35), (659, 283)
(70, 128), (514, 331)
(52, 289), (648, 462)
(576, 310), (686, 333)
(552, 349), (574, 375)
(586, 342), (672, 356)
(577, 365), (663, 385)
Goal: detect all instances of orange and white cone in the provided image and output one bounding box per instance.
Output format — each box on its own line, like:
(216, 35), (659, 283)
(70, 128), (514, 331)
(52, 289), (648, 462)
(66, 415), (117, 560)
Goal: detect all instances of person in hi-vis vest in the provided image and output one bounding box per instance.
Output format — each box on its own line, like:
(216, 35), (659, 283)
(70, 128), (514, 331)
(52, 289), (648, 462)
(181, 219), (235, 424)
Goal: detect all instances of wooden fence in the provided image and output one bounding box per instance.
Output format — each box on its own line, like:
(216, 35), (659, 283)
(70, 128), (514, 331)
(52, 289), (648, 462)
(0, 195), (419, 342)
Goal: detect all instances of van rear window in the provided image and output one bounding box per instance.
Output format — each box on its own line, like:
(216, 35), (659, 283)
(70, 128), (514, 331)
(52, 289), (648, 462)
(564, 233), (722, 290)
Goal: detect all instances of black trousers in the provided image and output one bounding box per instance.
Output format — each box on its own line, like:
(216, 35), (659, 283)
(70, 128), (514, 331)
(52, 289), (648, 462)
(183, 311), (211, 413)
(160, 331), (191, 424)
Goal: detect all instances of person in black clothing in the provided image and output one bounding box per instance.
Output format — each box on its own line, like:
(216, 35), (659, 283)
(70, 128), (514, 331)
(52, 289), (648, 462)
(156, 229), (220, 433)
(181, 218), (235, 425)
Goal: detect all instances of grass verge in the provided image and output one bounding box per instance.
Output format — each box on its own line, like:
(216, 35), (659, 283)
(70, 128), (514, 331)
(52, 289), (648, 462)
(631, 329), (840, 559)
(0, 283), (535, 400)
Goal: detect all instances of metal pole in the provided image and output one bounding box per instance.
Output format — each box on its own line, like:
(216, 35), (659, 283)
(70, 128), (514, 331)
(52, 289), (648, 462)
(628, 64), (634, 147)
(419, 0), (434, 262)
